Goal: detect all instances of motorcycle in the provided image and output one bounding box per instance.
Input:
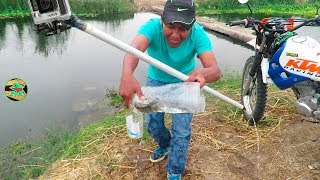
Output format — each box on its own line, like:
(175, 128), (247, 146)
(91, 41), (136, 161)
(229, 0), (320, 124)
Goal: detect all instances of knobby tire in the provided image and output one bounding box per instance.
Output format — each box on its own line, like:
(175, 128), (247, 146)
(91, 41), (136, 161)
(241, 56), (267, 125)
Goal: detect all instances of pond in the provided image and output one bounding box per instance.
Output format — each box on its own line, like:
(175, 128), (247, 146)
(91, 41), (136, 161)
(0, 12), (272, 147)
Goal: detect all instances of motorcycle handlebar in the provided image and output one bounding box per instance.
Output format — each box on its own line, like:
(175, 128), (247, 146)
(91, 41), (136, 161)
(228, 19), (248, 26)
(228, 17), (320, 32)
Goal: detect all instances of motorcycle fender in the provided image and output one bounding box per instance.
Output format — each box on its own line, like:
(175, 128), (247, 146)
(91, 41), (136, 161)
(247, 39), (260, 50)
(261, 58), (274, 84)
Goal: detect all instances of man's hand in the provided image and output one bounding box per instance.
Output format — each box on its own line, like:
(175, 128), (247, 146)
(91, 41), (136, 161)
(119, 34), (149, 108)
(187, 70), (206, 88)
(119, 74), (145, 108)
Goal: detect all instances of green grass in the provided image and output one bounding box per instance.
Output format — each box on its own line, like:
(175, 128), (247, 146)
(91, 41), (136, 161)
(0, 0), (29, 19)
(61, 112), (125, 158)
(69, 0), (135, 17)
(0, 0), (135, 19)
(206, 76), (247, 127)
(0, 1), (29, 12)
(0, 129), (73, 179)
(197, 0), (320, 17)
(209, 75), (242, 91)
(206, 76), (294, 128)
(105, 89), (123, 106)
(197, 0), (319, 10)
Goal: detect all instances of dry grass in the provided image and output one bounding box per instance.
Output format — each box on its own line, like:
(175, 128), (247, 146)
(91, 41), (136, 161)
(40, 84), (319, 179)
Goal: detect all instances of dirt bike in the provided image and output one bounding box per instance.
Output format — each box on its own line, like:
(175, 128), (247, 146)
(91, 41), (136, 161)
(229, 0), (320, 124)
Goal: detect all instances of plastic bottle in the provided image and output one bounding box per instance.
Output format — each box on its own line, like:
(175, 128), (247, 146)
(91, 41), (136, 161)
(125, 111), (143, 139)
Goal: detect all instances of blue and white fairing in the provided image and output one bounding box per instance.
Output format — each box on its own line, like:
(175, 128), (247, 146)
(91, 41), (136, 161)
(268, 36), (320, 89)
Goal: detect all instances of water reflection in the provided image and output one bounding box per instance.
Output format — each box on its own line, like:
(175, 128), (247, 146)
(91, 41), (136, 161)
(0, 13), (135, 58)
(0, 20), (7, 50)
(0, 17), (70, 57)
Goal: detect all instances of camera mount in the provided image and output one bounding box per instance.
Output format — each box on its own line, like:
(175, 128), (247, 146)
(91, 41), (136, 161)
(28, 0), (72, 36)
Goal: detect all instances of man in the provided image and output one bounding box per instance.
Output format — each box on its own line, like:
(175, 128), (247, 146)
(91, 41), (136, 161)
(119, 0), (221, 179)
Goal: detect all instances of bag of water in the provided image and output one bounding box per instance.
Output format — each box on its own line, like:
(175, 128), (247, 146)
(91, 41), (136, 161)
(131, 82), (205, 113)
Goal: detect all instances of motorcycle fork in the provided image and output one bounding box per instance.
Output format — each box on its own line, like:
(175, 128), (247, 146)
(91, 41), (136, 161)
(243, 35), (266, 96)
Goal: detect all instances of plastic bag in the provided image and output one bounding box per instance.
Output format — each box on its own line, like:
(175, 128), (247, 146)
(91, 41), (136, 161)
(131, 82), (205, 113)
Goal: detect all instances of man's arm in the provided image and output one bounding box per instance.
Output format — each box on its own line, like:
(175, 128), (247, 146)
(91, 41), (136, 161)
(187, 51), (221, 88)
(119, 35), (150, 107)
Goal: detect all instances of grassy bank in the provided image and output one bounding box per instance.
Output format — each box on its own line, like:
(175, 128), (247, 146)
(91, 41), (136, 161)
(0, 0), (135, 19)
(0, 109), (132, 179)
(0, 90), (126, 179)
(0, 1), (29, 18)
(197, 0), (320, 17)
(0, 130), (73, 179)
(0, 76), (298, 179)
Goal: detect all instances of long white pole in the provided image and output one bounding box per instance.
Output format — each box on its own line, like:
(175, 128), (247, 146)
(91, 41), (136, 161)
(78, 22), (244, 110)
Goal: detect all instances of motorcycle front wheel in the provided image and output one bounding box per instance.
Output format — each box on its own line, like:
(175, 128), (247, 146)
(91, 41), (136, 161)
(241, 56), (267, 125)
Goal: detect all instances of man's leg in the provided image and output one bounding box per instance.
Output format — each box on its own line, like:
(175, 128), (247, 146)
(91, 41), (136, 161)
(145, 112), (171, 148)
(145, 78), (171, 162)
(166, 113), (193, 175)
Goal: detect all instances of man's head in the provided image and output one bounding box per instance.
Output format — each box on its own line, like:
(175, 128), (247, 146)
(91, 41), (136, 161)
(161, 0), (195, 47)
(162, 0), (195, 30)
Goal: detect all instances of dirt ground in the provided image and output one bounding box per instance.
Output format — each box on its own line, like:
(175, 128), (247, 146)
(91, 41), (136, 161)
(42, 93), (320, 179)
(133, 0), (165, 11)
(41, 1), (320, 179)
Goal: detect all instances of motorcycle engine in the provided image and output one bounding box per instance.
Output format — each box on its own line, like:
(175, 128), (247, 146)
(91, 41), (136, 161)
(293, 80), (320, 118)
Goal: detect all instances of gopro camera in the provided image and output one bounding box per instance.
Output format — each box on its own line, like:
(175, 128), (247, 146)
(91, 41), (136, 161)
(28, 0), (72, 36)
(28, 0), (71, 24)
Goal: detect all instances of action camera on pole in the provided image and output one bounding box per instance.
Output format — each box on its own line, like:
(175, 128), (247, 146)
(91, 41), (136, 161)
(28, 0), (72, 36)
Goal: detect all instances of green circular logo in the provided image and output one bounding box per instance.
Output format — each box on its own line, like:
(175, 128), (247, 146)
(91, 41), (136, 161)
(5, 78), (28, 101)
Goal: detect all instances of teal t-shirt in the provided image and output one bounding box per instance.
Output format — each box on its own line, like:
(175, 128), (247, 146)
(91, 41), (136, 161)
(138, 18), (212, 83)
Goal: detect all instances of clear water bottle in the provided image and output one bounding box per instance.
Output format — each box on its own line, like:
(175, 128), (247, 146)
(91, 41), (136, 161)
(125, 111), (143, 139)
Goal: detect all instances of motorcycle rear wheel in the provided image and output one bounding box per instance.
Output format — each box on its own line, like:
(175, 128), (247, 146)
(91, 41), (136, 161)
(241, 56), (267, 125)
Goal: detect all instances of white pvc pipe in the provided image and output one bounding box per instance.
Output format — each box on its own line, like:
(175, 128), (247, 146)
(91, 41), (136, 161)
(83, 23), (244, 110)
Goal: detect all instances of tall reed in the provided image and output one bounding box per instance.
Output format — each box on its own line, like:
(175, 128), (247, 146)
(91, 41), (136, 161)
(0, 0), (29, 13)
(197, 0), (313, 10)
(69, 0), (135, 15)
(0, 0), (135, 18)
